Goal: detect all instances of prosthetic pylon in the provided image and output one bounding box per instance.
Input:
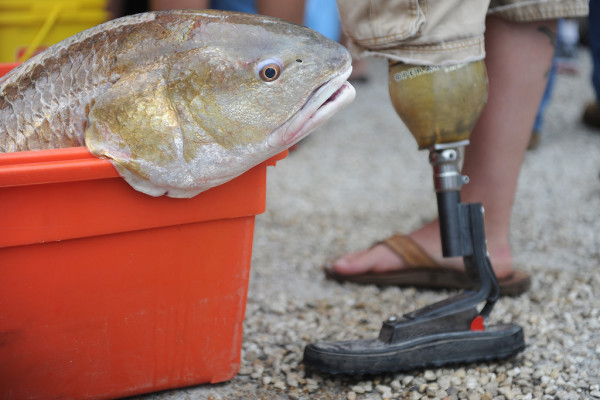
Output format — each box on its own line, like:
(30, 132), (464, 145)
(303, 61), (525, 375)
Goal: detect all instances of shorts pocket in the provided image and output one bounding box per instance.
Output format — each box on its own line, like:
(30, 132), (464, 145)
(338, 0), (426, 50)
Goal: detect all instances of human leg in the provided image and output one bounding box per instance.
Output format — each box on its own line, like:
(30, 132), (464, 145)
(332, 17), (557, 281)
(530, 26), (558, 150)
(256, 0), (304, 24)
(582, 0), (600, 129)
(588, 0), (600, 100)
(149, 0), (209, 10)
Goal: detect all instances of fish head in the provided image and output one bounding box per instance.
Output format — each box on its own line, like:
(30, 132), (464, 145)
(167, 10), (356, 150)
(86, 11), (356, 197)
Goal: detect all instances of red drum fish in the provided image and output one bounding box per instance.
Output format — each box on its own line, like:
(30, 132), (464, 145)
(0, 10), (355, 197)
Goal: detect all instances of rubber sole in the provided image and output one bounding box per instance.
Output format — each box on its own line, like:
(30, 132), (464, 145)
(324, 267), (531, 297)
(303, 324), (525, 375)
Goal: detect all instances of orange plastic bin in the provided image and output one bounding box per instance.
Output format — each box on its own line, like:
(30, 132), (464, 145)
(0, 64), (287, 399)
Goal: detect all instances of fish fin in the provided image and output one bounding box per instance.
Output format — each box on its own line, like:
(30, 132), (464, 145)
(84, 67), (188, 196)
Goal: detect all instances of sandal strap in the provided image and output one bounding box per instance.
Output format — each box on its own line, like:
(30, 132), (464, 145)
(380, 234), (439, 268)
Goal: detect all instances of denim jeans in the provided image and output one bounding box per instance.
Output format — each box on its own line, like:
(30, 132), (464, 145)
(590, 0), (600, 101)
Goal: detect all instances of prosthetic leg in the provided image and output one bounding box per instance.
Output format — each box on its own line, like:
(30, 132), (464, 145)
(303, 61), (525, 375)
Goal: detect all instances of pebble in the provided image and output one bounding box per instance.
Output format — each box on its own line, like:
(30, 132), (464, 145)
(424, 370), (437, 381)
(390, 380), (402, 391)
(438, 376), (451, 390)
(376, 384), (392, 394)
(351, 385), (365, 394)
(408, 392), (422, 400)
(425, 386), (442, 397)
(402, 376), (414, 386)
(451, 376), (463, 386)
(483, 382), (498, 397)
(465, 376), (478, 390)
(286, 373), (300, 387)
(454, 369), (467, 379)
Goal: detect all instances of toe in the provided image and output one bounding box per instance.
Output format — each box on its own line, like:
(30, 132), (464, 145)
(331, 244), (405, 276)
(331, 252), (371, 275)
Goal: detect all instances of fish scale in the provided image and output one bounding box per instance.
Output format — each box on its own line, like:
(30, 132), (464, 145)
(1, 20), (137, 152)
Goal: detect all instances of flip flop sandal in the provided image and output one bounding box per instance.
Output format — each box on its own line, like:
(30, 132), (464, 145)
(325, 234), (531, 296)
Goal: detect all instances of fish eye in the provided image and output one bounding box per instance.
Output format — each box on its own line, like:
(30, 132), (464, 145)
(257, 59), (283, 82)
(259, 63), (281, 82)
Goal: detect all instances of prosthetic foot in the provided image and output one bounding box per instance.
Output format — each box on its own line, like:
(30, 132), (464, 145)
(303, 61), (525, 375)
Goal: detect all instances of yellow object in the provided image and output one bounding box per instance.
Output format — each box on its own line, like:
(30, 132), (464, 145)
(0, 0), (108, 62)
(388, 61), (488, 149)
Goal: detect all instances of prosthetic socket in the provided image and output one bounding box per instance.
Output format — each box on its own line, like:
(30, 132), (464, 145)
(388, 61), (488, 257)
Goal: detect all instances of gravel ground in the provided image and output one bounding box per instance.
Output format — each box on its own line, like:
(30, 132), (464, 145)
(133, 49), (600, 400)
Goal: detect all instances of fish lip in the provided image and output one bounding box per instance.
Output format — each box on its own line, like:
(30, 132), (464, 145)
(268, 66), (356, 149)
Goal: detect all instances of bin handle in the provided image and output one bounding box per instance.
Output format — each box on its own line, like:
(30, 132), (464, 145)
(19, 3), (65, 62)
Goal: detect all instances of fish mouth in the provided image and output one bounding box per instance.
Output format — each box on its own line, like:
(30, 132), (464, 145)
(268, 66), (356, 148)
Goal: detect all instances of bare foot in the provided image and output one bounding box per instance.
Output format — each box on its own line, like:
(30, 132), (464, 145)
(331, 220), (514, 279)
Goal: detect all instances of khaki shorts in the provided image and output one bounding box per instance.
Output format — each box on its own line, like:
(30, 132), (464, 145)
(337, 0), (589, 65)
